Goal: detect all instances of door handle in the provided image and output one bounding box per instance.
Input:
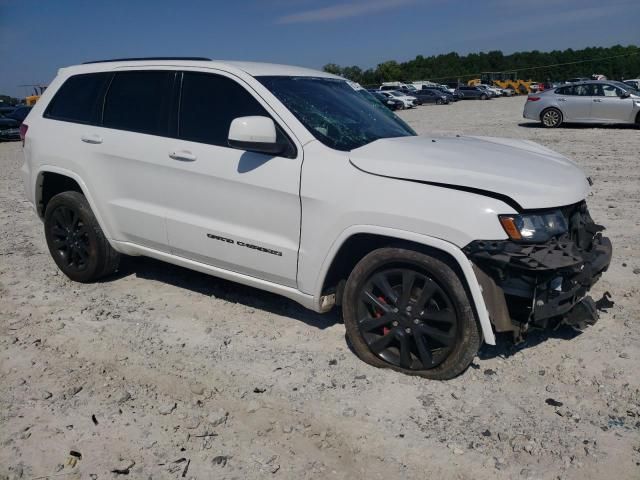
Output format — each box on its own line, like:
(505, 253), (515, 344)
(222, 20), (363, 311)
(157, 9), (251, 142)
(169, 150), (197, 162)
(593, 99), (602, 102)
(81, 134), (103, 144)
(558, 98), (566, 101)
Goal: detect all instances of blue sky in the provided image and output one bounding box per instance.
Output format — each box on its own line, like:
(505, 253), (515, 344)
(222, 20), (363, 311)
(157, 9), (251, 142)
(1, 0), (638, 98)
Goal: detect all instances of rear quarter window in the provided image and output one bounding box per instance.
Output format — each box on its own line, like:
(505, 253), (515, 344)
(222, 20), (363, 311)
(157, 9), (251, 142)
(44, 73), (112, 124)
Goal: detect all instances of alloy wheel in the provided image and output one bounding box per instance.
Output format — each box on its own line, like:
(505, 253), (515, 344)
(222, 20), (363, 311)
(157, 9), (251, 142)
(356, 268), (458, 370)
(49, 205), (91, 272)
(542, 109), (561, 127)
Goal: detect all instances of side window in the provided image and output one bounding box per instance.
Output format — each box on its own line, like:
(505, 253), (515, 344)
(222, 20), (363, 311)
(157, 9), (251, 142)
(555, 86), (573, 95)
(574, 84), (594, 96)
(179, 72), (269, 148)
(103, 71), (174, 136)
(601, 84), (621, 97)
(44, 73), (111, 124)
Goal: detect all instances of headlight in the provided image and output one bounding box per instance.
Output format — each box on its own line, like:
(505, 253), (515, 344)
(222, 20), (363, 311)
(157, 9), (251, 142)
(499, 210), (568, 242)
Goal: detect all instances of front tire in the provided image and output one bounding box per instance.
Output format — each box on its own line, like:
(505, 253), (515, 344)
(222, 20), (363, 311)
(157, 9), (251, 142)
(342, 248), (481, 380)
(44, 191), (120, 282)
(541, 108), (563, 128)
(480, 94), (488, 100)
(436, 99), (443, 105)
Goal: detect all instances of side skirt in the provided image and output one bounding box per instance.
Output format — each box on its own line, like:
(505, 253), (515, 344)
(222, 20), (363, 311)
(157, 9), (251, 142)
(110, 240), (316, 311)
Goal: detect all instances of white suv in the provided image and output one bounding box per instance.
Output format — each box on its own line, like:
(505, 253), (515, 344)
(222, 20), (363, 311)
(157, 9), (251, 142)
(20, 58), (612, 379)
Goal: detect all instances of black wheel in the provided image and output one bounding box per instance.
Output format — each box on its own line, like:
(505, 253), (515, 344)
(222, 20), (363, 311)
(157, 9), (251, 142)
(480, 94), (488, 100)
(343, 248), (481, 380)
(436, 99), (443, 105)
(44, 191), (120, 282)
(541, 108), (563, 128)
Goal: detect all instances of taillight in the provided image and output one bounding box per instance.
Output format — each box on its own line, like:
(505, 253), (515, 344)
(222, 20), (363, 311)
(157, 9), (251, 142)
(19, 123), (28, 146)
(527, 96), (541, 102)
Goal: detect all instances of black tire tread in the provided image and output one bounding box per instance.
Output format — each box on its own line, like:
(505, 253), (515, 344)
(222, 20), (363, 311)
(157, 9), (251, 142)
(342, 247), (481, 380)
(44, 191), (119, 282)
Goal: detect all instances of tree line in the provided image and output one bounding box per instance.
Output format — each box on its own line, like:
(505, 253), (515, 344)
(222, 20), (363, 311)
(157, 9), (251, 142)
(323, 45), (640, 86)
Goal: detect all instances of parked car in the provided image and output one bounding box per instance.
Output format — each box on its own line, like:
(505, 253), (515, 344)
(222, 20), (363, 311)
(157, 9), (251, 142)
(419, 88), (451, 105)
(379, 90), (417, 108)
(523, 80), (640, 127)
(566, 77), (591, 84)
(529, 83), (540, 93)
(380, 82), (413, 91)
(427, 85), (460, 101)
(0, 114), (20, 141)
(477, 84), (502, 97)
(537, 82), (554, 92)
(0, 106), (17, 115)
(501, 88), (515, 97)
(622, 79), (640, 91)
(7, 106), (32, 125)
(368, 90), (404, 110)
(22, 58), (611, 380)
(403, 88), (446, 105)
(457, 86), (490, 100)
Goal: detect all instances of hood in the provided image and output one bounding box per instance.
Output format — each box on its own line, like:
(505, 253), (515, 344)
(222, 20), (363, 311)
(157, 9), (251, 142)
(350, 135), (590, 210)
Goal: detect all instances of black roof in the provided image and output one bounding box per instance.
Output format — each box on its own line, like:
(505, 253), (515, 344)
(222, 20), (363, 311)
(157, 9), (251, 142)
(83, 57), (211, 64)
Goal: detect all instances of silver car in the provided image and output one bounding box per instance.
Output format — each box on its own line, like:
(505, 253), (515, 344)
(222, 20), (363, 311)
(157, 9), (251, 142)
(523, 80), (640, 128)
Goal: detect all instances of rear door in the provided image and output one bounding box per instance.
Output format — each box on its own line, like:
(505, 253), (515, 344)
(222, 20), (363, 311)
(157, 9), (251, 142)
(164, 71), (302, 287)
(556, 84), (593, 121)
(92, 70), (177, 251)
(590, 84), (635, 123)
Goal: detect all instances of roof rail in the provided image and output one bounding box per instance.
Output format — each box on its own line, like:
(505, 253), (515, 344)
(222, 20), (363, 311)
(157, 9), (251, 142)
(82, 57), (211, 64)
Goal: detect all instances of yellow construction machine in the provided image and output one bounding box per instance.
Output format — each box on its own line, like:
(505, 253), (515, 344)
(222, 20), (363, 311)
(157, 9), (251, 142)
(468, 72), (534, 94)
(21, 85), (47, 106)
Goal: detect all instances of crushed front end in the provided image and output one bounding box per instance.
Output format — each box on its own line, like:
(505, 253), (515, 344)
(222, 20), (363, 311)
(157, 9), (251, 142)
(464, 202), (612, 340)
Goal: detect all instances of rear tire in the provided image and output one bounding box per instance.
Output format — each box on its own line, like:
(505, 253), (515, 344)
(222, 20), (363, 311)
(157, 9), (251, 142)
(342, 248), (481, 380)
(541, 108), (563, 128)
(44, 191), (120, 282)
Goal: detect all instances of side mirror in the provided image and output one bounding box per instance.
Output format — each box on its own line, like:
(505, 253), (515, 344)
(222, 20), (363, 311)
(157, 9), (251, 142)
(620, 91), (631, 98)
(228, 116), (284, 156)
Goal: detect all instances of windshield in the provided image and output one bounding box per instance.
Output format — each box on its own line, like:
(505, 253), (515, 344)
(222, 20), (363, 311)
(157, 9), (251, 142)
(610, 80), (638, 93)
(258, 76), (415, 151)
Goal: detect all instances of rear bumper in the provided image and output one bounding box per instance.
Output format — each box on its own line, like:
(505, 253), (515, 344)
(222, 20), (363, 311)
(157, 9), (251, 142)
(464, 203), (612, 337)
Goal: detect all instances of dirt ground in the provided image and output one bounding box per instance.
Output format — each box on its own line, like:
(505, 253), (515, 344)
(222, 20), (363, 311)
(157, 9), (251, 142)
(1, 97), (639, 480)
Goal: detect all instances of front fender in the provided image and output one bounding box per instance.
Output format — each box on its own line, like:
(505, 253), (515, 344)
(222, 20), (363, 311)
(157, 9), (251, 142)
(313, 225), (496, 345)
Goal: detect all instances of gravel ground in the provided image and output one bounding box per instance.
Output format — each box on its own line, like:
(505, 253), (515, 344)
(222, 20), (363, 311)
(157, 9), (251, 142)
(1, 97), (639, 480)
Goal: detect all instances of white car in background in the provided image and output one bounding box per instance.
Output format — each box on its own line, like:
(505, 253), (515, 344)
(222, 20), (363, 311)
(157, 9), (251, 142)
(623, 79), (640, 91)
(379, 90), (417, 108)
(477, 84), (503, 97)
(21, 57), (612, 380)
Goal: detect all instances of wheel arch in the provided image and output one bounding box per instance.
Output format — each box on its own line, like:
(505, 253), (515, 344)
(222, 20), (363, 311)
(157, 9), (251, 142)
(540, 106), (563, 122)
(314, 226), (496, 345)
(34, 166), (111, 240)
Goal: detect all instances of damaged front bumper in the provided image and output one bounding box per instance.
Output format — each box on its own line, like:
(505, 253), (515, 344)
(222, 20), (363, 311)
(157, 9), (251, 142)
(464, 202), (612, 339)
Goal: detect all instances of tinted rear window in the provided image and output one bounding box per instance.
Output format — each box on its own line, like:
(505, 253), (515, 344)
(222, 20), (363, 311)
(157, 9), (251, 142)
(103, 71), (174, 136)
(45, 73), (112, 124)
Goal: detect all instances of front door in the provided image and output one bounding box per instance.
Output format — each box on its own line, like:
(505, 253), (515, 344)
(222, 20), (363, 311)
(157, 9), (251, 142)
(591, 84), (635, 122)
(164, 71), (302, 287)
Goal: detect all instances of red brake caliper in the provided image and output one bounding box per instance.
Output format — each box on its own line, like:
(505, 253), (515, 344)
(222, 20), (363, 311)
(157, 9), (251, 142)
(375, 296), (391, 335)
